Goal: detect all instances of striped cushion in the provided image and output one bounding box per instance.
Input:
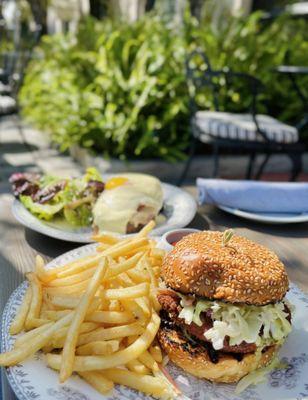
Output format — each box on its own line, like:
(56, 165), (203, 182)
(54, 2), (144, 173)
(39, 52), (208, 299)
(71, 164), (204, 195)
(0, 95), (16, 115)
(194, 111), (298, 144)
(0, 82), (12, 95)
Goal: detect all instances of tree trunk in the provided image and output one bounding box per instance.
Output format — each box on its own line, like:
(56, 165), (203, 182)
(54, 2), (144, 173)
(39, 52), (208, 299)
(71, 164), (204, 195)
(26, 0), (48, 35)
(189, 0), (204, 21)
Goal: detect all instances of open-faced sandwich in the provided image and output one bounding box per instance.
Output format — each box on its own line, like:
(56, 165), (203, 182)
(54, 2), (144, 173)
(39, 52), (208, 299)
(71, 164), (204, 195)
(92, 173), (164, 234)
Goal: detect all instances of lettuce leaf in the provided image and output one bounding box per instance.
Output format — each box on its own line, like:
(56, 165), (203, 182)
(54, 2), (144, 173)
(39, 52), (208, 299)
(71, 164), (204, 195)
(39, 174), (64, 187)
(84, 167), (103, 183)
(63, 204), (92, 227)
(19, 168), (103, 227)
(20, 195), (64, 220)
(192, 300), (211, 326)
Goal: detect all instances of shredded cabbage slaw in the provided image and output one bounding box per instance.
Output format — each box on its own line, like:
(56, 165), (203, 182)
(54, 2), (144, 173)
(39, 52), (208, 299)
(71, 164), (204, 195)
(178, 295), (292, 350)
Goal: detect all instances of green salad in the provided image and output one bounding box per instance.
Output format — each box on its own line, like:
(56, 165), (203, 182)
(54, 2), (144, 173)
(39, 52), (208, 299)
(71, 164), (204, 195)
(10, 168), (105, 227)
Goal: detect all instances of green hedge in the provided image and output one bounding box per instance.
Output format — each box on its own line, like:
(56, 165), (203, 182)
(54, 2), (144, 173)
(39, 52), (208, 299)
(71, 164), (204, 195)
(187, 11), (308, 124)
(19, 13), (308, 161)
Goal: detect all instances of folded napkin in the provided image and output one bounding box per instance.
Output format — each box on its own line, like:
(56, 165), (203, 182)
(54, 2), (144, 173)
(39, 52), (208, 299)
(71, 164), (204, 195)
(197, 178), (308, 213)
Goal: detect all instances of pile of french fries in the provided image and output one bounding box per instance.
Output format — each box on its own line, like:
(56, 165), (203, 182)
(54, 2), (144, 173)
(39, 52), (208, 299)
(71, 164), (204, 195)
(0, 222), (177, 399)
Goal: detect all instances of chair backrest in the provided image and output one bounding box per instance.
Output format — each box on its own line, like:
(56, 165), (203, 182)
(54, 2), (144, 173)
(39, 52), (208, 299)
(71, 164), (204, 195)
(0, 22), (41, 96)
(185, 49), (221, 113)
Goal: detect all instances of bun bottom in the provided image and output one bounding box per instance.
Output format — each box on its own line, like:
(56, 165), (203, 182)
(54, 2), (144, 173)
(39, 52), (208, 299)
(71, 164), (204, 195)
(157, 326), (280, 383)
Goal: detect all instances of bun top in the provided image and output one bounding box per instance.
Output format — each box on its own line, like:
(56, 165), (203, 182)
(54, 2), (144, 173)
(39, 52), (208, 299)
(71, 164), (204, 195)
(161, 231), (289, 305)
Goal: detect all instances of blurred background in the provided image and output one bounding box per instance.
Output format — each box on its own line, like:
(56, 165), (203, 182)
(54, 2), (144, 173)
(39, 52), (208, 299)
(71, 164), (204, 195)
(0, 0), (307, 183)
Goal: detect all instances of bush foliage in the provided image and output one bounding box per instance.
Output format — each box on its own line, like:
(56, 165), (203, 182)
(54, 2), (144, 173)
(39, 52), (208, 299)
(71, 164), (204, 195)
(19, 13), (308, 160)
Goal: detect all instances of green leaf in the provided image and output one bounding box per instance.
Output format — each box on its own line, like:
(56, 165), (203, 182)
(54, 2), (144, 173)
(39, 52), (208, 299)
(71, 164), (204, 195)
(20, 196), (64, 221)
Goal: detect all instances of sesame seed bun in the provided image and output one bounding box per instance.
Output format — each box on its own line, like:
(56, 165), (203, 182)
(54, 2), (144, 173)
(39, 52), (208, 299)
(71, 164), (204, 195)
(162, 231), (289, 305)
(157, 325), (280, 383)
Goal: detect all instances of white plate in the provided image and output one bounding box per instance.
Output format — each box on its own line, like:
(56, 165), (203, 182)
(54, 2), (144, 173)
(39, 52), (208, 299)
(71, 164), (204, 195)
(218, 205), (308, 224)
(12, 183), (197, 242)
(2, 244), (308, 400)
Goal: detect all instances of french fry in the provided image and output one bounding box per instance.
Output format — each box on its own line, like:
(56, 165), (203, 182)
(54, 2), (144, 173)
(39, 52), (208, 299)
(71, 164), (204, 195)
(126, 359), (151, 375)
(103, 368), (169, 398)
(53, 322), (99, 345)
(0, 313), (73, 366)
(42, 292), (57, 311)
(35, 255), (57, 283)
(91, 234), (120, 245)
(77, 322), (144, 346)
(99, 238), (149, 258)
(60, 259), (108, 382)
(28, 318), (52, 328)
(46, 312), (160, 371)
(55, 254), (101, 279)
(79, 371), (114, 394)
(25, 273), (43, 330)
(45, 279), (91, 296)
(95, 243), (110, 252)
(107, 299), (122, 311)
(14, 322), (54, 348)
(9, 286), (32, 335)
(126, 268), (151, 283)
(103, 283), (149, 300)
(149, 344), (163, 363)
(124, 245), (150, 258)
(85, 310), (134, 324)
(120, 299), (146, 321)
(135, 297), (151, 317)
(1, 228), (168, 398)
(143, 257), (158, 288)
(150, 248), (166, 258)
(76, 340), (120, 356)
(48, 295), (100, 310)
(105, 253), (143, 279)
(153, 266), (161, 277)
(138, 350), (159, 372)
(135, 220), (156, 237)
(41, 310), (72, 321)
(115, 274), (151, 318)
(127, 334), (139, 345)
(47, 266), (97, 287)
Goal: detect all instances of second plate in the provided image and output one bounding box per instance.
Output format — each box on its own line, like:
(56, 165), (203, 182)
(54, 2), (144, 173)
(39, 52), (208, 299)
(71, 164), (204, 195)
(12, 183), (197, 243)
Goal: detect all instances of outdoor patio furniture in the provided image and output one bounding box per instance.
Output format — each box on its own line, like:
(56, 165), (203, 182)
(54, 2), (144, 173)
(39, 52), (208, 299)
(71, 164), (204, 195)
(0, 23), (41, 120)
(178, 50), (305, 185)
(275, 65), (308, 133)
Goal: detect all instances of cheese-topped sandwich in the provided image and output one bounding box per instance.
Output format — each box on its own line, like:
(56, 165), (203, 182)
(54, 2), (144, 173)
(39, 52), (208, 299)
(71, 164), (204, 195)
(93, 173), (163, 234)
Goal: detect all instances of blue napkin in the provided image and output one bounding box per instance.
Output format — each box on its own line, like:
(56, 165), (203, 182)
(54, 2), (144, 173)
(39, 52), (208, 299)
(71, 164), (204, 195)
(197, 178), (308, 213)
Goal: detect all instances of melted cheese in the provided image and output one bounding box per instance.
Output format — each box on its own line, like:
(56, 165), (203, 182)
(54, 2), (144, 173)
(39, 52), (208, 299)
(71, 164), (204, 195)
(93, 173), (163, 234)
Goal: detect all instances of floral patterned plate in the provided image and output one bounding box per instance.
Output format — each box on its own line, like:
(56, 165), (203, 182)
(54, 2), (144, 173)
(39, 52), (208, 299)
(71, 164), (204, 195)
(12, 182), (197, 243)
(2, 243), (308, 400)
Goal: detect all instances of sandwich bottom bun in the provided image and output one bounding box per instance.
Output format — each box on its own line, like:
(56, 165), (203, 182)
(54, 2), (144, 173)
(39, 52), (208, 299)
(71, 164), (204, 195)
(157, 325), (280, 383)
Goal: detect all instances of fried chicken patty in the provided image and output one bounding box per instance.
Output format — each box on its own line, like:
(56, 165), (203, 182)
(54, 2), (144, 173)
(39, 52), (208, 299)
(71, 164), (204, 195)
(157, 290), (258, 354)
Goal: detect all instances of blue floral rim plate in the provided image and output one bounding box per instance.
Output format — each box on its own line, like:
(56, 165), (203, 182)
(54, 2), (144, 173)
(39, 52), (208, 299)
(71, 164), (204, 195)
(12, 182), (197, 243)
(2, 243), (308, 400)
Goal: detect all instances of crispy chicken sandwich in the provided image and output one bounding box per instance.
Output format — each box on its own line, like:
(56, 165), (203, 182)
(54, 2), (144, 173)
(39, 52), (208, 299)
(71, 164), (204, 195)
(157, 231), (292, 383)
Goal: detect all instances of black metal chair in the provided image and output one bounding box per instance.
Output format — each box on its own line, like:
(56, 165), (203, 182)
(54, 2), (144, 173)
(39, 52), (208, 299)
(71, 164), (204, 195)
(0, 21), (41, 118)
(178, 50), (305, 185)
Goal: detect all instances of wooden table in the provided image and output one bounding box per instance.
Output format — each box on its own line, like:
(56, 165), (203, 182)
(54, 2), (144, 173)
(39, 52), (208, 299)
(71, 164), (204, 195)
(1, 188), (308, 399)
